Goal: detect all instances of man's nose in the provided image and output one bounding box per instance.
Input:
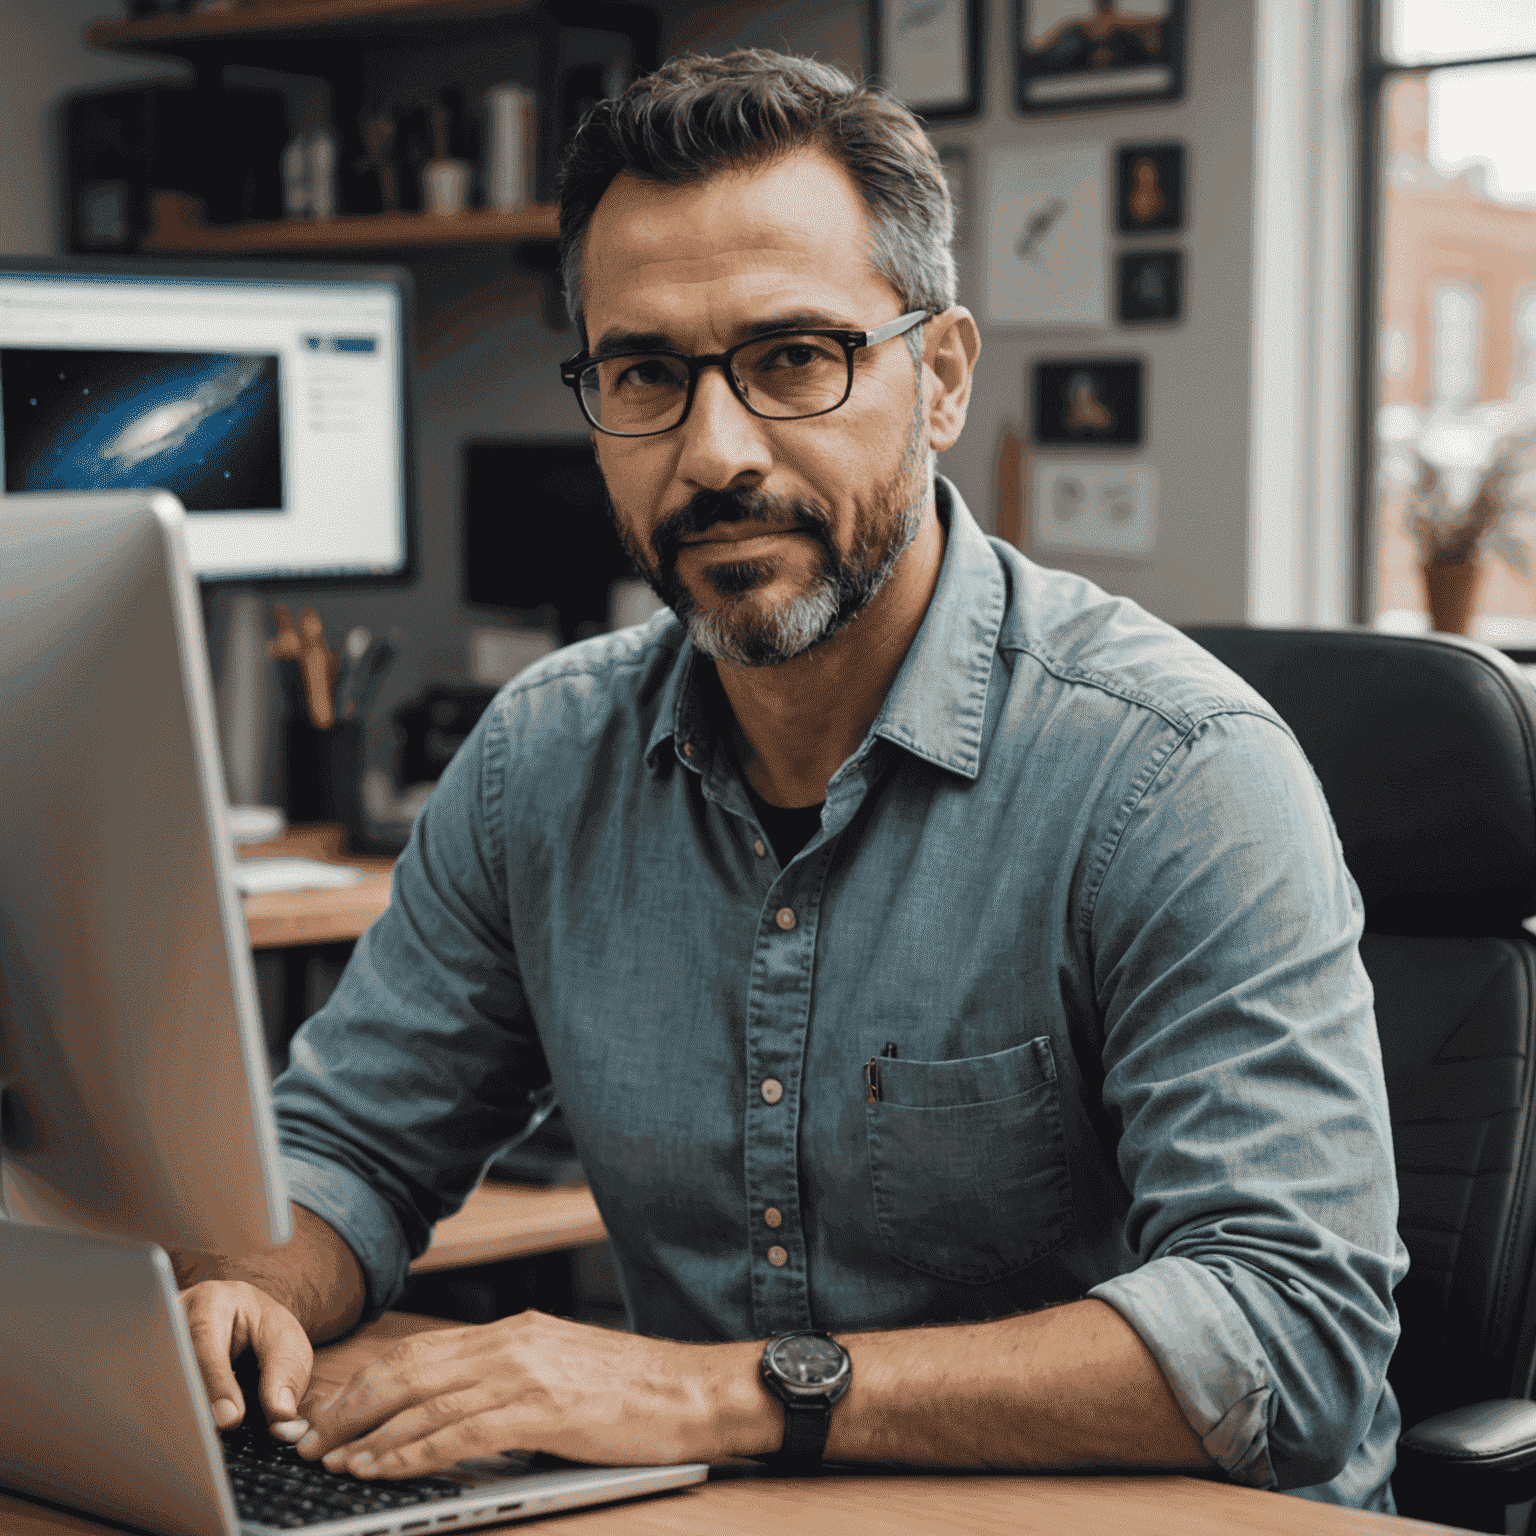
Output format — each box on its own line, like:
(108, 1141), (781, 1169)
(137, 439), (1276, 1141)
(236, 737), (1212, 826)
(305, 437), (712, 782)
(673, 364), (772, 490)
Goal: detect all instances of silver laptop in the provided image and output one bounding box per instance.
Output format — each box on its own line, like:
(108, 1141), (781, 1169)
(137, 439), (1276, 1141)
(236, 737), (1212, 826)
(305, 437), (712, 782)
(0, 490), (707, 1532)
(0, 1221), (706, 1536)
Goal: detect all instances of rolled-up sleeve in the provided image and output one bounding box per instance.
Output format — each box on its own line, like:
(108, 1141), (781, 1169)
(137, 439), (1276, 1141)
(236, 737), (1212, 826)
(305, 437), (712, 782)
(271, 699), (550, 1322)
(1082, 708), (1407, 1495)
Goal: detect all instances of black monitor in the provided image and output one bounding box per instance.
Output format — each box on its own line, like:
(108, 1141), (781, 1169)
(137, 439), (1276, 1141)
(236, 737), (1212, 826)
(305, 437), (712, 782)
(0, 257), (415, 586)
(462, 438), (636, 643)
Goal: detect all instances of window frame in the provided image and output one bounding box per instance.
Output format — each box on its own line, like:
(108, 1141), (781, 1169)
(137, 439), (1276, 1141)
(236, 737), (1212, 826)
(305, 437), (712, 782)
(1355, 10), (1536, 623)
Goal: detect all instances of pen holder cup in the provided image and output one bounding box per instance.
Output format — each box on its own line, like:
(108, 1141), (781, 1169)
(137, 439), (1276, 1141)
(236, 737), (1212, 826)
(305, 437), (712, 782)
(281, 717), (367, 847)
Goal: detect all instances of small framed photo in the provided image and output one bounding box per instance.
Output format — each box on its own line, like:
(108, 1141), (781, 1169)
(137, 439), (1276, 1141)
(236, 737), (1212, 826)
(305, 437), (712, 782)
(1032, 358), (1144, 447)
(1117, 249), (1183, 324)
(936, 143), (970, 249)
(873, 0), (984, 120)
(1016, 0), (1186, 114)
(1116, 143), (1185, 234)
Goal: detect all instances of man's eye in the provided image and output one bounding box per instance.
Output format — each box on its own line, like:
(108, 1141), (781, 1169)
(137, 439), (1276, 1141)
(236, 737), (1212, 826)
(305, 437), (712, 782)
(758, 342), (826, 371)
(614, 358), (683, 390)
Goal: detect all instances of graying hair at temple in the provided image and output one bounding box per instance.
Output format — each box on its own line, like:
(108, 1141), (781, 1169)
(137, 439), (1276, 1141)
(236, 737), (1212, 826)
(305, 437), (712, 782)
(555, 48), (957, 339)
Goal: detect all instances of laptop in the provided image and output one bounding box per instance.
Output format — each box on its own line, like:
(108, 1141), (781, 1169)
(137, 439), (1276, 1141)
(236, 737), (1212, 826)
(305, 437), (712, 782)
(0, 489), (708, 1532)
(0, 1222), (706, 1536)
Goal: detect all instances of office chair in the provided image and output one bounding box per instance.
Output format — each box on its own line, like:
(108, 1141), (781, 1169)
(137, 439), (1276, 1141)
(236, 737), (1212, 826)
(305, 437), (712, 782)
(1185, 625), (1536, 1534)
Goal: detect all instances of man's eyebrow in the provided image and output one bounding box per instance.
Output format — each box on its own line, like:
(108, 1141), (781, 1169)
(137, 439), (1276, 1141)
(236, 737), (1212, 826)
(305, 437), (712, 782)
(590, 312), (859, 356)
(591, 328), (674, 356)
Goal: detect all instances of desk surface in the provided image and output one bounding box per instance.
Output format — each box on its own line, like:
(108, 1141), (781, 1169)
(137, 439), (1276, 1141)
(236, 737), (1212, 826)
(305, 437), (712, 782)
(240, 824), (394, 950)
(0, 1310), (1464, 1536)
(412, 1181), (608, 1272)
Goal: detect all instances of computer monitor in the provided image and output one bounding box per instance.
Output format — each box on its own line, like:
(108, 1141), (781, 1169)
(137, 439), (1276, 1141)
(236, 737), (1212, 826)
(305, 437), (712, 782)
(0, 258), (414, 585)
(0, 488), (291, 1255)
(462, 439), (636, 643)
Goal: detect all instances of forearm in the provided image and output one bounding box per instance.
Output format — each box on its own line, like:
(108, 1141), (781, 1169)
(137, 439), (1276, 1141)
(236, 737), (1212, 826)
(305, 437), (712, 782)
(170, 1201), (367, 1344)
(715, 1299), (1214, 1471)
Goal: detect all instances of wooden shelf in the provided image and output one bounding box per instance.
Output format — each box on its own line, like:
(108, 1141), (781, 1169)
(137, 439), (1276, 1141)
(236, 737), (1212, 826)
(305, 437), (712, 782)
(87, 0), (540, 55)
(141, 202), (559, 254)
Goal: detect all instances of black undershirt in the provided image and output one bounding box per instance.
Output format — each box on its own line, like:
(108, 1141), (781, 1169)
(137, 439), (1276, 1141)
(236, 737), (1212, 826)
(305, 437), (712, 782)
(743, 780), (824, 865)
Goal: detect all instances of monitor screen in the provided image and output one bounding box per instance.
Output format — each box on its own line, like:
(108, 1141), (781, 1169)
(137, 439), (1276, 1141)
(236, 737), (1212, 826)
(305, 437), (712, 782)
(0, 261), (412, 583)
(463, 439), (637, 643)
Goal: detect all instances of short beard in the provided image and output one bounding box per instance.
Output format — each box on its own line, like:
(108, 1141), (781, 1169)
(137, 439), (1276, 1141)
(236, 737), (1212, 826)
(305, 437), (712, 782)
(608, 408), (931, 669)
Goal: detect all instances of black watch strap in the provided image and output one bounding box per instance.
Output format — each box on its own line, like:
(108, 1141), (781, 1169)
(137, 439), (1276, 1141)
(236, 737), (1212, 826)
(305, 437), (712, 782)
(779, 1401), (832, 1463)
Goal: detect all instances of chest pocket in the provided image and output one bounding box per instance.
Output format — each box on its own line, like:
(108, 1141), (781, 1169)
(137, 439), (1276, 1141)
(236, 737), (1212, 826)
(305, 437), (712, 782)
(865, 1036), (1074, 1284)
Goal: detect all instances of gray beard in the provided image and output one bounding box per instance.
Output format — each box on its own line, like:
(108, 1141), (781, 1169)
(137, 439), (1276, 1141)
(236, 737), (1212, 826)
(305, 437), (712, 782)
(666, 415), (931, 670)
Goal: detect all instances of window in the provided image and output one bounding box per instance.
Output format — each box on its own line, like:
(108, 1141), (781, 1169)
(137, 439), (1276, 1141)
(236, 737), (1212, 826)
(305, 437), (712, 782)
(1367, 4), (1536, 641)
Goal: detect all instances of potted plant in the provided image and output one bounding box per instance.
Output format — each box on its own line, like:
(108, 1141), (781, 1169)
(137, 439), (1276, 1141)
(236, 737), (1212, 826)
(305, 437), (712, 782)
(1406, 421), (1536, 635)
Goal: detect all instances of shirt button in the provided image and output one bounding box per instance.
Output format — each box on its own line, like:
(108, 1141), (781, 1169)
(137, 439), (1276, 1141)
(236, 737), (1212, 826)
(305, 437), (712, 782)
(775, 906), (796, 931)
(753, 838), (766, 858)
(767, 1245), (788, 1268)
(682, 742), (695, 758)
(764, 1207), (783, 1228)
(760, 1077), (784, 1105)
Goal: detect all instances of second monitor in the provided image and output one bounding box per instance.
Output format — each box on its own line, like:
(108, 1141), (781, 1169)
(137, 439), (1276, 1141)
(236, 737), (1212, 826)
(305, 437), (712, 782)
(462, 439), (637, 644)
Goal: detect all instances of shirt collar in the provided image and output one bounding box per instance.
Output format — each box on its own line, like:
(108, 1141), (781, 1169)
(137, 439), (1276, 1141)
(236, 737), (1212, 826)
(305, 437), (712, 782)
(645, 476), (1004, 782)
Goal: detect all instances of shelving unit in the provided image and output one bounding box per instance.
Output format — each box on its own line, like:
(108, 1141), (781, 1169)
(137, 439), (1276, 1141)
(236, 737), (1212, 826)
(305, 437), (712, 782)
(78, 0), (658, 259)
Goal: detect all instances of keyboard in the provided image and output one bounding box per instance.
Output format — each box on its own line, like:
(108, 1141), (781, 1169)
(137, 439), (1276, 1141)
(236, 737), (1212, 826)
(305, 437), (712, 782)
(220, 1421), (463, 1530)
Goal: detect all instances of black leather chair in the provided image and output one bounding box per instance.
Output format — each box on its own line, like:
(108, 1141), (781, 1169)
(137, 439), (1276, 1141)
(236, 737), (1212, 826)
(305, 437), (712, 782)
(1185, 625), (1536, 1532)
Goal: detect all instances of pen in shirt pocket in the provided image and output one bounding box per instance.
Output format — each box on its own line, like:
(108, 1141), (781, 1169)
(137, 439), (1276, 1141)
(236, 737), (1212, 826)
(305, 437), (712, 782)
(864, 1041), (899, 1103)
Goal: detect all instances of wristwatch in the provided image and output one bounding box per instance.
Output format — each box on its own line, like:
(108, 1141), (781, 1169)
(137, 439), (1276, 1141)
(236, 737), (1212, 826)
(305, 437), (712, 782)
(759, 1331), (852, 1465)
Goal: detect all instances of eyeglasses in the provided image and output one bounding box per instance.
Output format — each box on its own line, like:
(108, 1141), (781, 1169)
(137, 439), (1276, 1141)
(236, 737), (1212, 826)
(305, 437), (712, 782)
(559, 310), (930, 438)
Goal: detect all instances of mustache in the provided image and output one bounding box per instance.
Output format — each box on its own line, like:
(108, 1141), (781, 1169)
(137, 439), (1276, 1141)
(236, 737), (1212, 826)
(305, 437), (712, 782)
(651, 485), (833, 571)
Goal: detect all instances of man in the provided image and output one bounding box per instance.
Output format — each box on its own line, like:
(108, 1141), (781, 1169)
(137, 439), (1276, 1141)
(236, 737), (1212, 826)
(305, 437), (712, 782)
(176, 50), (1407, 1510)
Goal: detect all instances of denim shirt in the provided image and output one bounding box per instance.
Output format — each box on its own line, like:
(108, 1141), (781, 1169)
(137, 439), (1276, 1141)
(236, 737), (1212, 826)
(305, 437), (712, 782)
(274, 478), (1406, 1510)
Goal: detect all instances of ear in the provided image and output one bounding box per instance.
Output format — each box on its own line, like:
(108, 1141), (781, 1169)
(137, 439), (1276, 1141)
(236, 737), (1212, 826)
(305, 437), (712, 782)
(922, 307), (981, 455)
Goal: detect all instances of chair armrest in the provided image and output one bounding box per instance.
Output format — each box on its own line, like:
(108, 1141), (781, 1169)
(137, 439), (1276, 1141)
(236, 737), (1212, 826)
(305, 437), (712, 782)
(1396, 1397), (1536, 1522)
(1401, 1399), (1536, 1476)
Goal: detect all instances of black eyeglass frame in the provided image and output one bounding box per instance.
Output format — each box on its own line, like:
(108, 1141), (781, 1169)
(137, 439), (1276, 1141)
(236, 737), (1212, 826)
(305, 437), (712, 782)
(559, 310), (932, 438)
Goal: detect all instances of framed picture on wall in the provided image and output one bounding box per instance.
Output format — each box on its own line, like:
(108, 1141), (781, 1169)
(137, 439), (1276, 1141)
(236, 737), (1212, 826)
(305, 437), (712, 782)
(1032, 358), (1145, 447)
(984, 145), (1108, 326)
(872, 0), (984, 120)
(1015, 0), (1186, 114)
(1116, 249), (1183, 324)
(1115, 142), (1185, 233)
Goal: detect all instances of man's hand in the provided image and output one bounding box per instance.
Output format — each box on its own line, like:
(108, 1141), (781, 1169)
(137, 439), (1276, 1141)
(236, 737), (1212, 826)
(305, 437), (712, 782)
(171, 1202), (365, 1441)
(180, 1279), (316, 1437)
(293, 1311), (776, 1478)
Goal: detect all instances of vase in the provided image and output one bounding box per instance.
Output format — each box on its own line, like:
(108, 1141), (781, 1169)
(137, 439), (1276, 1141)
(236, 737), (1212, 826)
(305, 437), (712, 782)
(1422, 558), (1483, 636)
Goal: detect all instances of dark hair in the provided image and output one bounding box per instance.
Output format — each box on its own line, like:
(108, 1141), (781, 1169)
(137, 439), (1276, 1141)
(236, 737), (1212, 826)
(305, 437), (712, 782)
(556, 48), (956, 334)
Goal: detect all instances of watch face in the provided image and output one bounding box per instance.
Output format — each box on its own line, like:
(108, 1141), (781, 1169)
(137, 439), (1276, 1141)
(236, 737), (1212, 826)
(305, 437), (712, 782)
(769, 1334), (847, 1389)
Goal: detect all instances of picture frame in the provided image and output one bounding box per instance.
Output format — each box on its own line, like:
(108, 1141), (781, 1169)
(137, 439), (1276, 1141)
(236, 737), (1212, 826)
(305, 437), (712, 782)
(984, 145), (1107, 327)
(1116, 249), (1183, 324)
(1032, 357), (1144, 447)
(1115, 142), (1185, 234)
(1015, 0), (1186, 115)
(872, 0), (984, 121)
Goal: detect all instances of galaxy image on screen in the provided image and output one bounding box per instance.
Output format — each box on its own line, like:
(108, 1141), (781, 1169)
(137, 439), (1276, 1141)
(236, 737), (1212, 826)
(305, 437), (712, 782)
(2, 348), (282, 512)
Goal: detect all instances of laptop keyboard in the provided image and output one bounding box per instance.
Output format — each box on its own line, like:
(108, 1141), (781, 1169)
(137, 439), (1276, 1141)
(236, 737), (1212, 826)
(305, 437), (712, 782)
(221, 1422), (464, 1530)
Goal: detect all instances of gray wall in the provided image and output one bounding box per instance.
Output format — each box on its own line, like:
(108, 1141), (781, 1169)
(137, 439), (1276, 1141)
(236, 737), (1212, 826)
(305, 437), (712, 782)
(4, 0), (1265, 798)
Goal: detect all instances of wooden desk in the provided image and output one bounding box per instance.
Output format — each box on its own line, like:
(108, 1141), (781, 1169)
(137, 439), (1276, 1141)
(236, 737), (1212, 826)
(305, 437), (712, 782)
(412, 1182), (608, 1273)
(239, 823), (394, 950)
(0, 1311), (1466, 1536)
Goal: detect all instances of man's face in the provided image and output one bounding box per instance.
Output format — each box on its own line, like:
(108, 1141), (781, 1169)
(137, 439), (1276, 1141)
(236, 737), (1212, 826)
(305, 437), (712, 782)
(581, 147), (934, 667)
